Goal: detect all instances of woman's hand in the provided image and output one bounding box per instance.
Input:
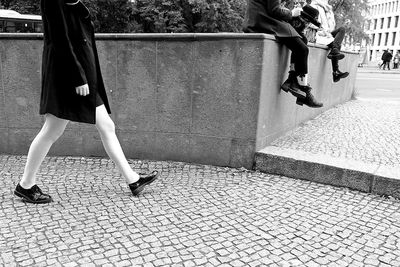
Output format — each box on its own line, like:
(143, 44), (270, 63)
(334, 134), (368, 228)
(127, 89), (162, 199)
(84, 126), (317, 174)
(76, 84), (89, 96)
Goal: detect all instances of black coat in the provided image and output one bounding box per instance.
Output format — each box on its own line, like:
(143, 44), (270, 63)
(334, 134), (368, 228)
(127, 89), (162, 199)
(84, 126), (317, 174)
(243, 0), (300, 38)
(40, 0), (111, 124)
(383, 51), (393, 62)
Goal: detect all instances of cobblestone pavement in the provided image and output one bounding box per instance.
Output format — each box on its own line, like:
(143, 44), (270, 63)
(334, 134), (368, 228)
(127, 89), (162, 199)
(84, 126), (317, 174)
(1, 155), (400, 266)
(271, 99), (400, 167)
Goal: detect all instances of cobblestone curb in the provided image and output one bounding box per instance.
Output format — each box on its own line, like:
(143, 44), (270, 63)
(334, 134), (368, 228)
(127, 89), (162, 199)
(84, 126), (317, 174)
(255, 146), (400, 198)
(255, 99), (400, 198)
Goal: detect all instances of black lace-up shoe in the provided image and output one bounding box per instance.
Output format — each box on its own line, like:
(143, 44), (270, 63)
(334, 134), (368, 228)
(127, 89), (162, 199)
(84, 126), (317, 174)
(333, 70), (349, 82)
(14, 184), (53, 204)
(129, 170), (159, 196)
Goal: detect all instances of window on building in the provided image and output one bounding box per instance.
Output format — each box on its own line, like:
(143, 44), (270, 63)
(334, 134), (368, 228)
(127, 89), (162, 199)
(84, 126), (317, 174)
(381, 18), (384, 29)
(372, 34), (375, 45)
(388, 17), (392, 27)
(385, 32), (389, 45)
(374, 19), (377, 29)
(378, 33), (382, 45)
(396, 16), (399, 27)
(393, 32), (396, 45)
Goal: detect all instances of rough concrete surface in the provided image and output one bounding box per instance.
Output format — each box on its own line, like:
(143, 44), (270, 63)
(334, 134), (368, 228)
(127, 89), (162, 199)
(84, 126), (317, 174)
(1, 155), (400, 266)
(0, 34), (358, 168)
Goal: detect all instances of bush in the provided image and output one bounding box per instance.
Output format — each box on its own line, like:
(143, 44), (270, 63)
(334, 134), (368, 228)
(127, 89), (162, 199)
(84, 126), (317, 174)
(131, 0), (247, 33)
(2, 0), (248, 33)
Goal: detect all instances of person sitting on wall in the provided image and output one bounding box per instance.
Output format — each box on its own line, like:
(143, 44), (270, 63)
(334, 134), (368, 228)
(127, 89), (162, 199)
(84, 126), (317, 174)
(243, 0), (323, 108)
(311, 0), (349, 82)
(280, 4), (323, 101)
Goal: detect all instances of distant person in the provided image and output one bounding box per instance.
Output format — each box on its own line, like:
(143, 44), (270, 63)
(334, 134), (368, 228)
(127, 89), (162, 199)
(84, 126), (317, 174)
(380, 49), (389, 69)
(383, 49), (393, 70)
(243, 0), (323, 108)
(393, 52), (400, 69)
(14, 0), (159, 204)
(311, 0), (349, 82)
(382, 49), (393, 70)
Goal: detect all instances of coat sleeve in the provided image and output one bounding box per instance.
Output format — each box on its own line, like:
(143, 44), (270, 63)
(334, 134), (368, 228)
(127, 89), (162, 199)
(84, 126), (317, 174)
(266, 0), (292, 22)
(42, 0), (87, 88)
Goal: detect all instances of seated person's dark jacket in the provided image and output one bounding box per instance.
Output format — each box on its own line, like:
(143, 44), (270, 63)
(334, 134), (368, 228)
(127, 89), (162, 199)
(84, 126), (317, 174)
(243, 0), (300, 38)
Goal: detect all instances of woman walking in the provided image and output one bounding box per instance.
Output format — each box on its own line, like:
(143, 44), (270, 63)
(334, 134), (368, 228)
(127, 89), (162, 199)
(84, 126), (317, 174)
(14, 0), (159, 204)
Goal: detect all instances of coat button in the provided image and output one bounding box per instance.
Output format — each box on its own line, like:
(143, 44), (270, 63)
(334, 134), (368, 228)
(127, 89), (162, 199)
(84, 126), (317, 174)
(83, 39), (87, 43)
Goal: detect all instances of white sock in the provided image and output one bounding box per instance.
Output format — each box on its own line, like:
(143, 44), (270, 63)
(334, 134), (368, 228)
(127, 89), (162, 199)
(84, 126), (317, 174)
(297, 74), (308, 86)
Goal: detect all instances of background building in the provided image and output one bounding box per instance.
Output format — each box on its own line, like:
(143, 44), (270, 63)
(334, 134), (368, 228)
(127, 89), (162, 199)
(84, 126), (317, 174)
(365, 0), (400, 64)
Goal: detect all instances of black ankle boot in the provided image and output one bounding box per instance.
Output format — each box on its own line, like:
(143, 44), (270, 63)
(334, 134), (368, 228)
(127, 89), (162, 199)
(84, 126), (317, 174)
(281, 71), (306, 98)
(332, 70), (349, 82)
(296, 86), (323, 108)
(327, 48), (345, 60)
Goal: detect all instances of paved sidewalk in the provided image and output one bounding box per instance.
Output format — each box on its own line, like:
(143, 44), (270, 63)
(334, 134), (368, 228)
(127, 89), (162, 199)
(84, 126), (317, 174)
(255, 99), (400, 197)
(1, 155), (400, 266)
(357, 66), (400, 74)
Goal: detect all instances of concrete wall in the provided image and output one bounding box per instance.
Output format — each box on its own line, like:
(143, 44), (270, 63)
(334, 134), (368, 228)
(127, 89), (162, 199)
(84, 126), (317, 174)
(0, 33), (358, 168)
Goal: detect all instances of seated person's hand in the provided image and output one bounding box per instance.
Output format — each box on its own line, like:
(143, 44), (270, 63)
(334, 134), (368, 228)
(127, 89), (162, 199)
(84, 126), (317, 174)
(291, 7), (302, 17)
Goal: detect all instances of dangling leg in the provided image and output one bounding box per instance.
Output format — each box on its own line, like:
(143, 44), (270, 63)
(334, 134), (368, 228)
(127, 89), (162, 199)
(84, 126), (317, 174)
(328, 27), (345, 60)
(331, 57), (349, 83)
(95, 105), (158, 196)
(15, 114), (69, 203)
(278, 36), (323, 108)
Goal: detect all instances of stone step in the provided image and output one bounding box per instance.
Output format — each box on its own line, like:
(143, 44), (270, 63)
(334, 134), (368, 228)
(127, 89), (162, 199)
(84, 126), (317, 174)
(254, 146), (400, 198)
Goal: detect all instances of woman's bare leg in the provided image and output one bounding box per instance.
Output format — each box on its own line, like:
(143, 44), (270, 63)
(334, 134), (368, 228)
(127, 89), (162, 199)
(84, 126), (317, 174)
(95, 105), (139, 184)
(20, 114), (69, 189)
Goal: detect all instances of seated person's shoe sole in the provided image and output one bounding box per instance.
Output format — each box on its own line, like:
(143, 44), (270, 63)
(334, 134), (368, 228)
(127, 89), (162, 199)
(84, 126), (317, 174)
(327, 53), (345, 60)
(280, 84), (307, 99)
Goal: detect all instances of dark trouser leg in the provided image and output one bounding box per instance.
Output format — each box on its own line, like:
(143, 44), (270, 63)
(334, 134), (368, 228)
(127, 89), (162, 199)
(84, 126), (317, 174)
(330, 27), (345, 48)
(331, 58), (339, 72)
(277, 36), (308, 76)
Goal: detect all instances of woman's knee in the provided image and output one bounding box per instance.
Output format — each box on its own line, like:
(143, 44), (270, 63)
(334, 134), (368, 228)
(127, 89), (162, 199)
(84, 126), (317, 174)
(41, 114), (68, 142)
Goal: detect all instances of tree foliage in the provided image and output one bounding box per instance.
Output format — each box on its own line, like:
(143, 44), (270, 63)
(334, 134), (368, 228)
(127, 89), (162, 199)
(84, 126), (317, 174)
(0, 0), (369, 40)
(0, 0), (40, 14)
(330, 0), (369, 43)
(131, 0), (247, 33)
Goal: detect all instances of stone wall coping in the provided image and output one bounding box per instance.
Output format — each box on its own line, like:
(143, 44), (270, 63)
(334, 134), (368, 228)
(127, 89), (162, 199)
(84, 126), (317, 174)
(0, 32), (359, 54)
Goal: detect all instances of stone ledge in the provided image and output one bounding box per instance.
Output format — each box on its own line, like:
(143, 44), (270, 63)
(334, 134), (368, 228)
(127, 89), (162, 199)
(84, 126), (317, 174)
(254, 146), (400, 198)
(0, 32), (275, 40)
(0, 32), (360, 55)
